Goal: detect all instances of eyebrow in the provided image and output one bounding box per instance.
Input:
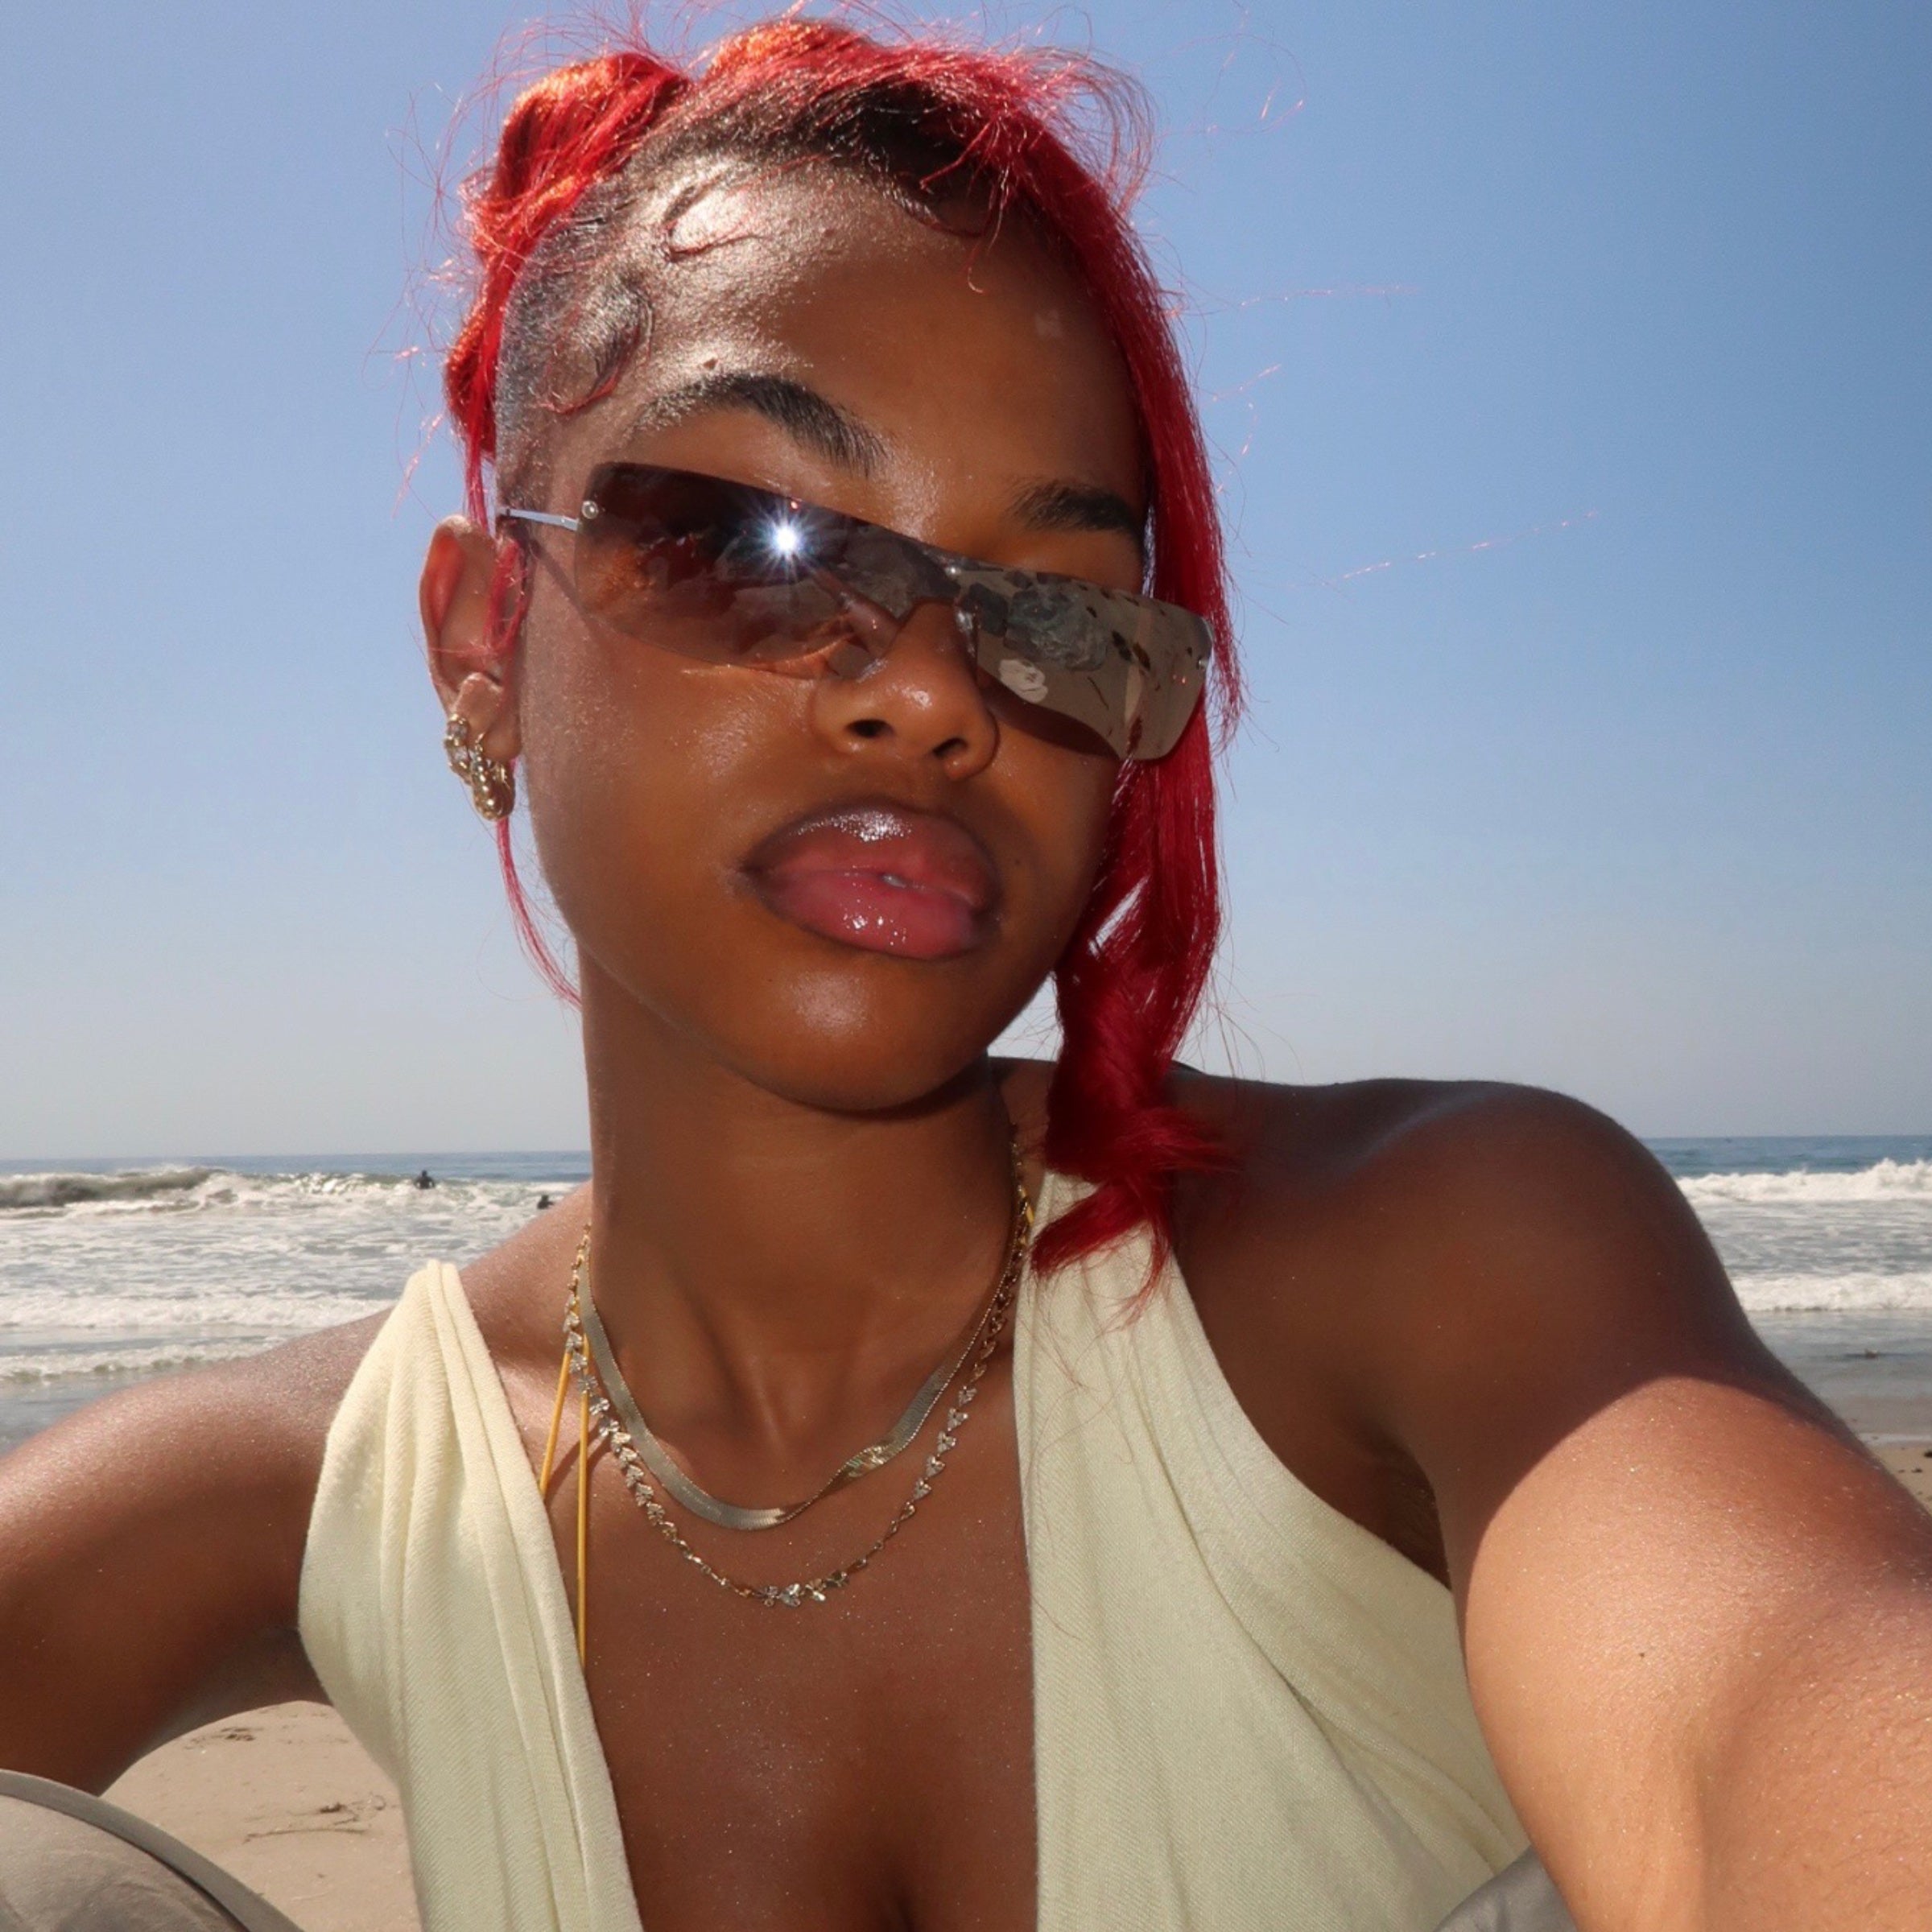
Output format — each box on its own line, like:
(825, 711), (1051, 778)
(625, 369), (888, 475)
(622, 369), (1145, 551)
(1009, 477), (1147, 551)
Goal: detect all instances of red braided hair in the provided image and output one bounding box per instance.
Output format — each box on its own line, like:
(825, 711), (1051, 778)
(440, 19), (1242, 1277)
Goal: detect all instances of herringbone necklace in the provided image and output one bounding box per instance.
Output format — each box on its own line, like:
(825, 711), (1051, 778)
(543, 1142), (1033, 1620)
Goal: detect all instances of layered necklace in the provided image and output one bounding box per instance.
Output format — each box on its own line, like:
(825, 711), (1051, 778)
(538, 1137), (1034, 1654)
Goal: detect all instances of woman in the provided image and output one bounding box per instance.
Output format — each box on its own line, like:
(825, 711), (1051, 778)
(2, 19), (1929, 1932)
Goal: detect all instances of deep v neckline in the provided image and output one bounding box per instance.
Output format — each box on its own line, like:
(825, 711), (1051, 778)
(306, 1169), (1530, 1932)
(451, 1166), (1062, 1932)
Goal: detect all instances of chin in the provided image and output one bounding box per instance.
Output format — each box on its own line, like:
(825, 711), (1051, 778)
(710, 967), (1030, 1117)
(579, 931), (1046, 1117)
(780, 997), (1012, 1121)
(738, 1050), (989, 1119)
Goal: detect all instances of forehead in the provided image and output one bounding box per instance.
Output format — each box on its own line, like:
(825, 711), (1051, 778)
(552, 159), (1144, 518)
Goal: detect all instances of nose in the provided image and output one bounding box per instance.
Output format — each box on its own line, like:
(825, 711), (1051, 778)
(807, 601), (999, 780)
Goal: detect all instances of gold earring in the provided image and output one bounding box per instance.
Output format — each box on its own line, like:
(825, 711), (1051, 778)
(444, 714), (515, 821)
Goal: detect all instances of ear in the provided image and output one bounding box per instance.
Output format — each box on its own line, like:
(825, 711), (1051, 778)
(421, 517), (522, 762)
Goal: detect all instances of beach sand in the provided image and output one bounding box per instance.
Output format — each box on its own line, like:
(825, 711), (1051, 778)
(105, 1703), (419, 1932)
(97, 1435), (1932, 1932)
(1876, 1439), (1932, 1513)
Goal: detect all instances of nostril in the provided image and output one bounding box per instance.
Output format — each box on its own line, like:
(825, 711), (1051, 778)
(848, 718), (890, 740)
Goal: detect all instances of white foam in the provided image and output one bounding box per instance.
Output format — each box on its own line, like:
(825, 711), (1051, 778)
(0, 1166), (476, 1220)
(0, 1166), (548, 1389)
(0, 1283), (388, 1329)
(1732, 1269), (1932, 1315)
(1679, 1159), (1932, 1206)
(0, 1340), (273, 1382)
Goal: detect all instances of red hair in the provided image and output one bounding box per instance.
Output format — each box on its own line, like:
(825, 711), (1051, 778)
(441, 17), (1241, 1276)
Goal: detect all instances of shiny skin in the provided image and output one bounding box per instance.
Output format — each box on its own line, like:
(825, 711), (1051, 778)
(469, 163), (1130, 1117)
(4, 159), (1932, 1932)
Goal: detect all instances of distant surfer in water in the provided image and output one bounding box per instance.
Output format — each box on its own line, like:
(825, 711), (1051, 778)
(412, 1170), (436, 1191)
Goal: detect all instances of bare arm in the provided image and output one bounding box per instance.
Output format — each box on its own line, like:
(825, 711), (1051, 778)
(0, 1313), (384, 1790)
(1353, 1088), (1932, 1930)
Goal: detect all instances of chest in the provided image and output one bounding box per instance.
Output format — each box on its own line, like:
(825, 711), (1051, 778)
(487, 1272), (1443, 1932)
(547, 1368), (1037, 1932)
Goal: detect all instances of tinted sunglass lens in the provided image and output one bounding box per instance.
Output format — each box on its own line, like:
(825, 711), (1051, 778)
(573, 467), (855, 664)
(971, 588), (1208, 762)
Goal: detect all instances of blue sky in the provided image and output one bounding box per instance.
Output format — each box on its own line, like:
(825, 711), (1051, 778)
(3, 2), (1927, 1154)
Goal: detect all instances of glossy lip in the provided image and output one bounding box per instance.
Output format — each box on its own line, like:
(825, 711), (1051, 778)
(739, 803), (1001, 961)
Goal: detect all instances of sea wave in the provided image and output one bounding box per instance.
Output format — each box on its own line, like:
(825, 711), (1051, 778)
(1730, 1269), (1932, 1315)
(1678, 1158), (1932, 1207)
(0, 1168), (214, 1212)
(0, 1166), (535, 1220)
(0, 1282), (390, 1331)
(0, 1340), (277, 1384)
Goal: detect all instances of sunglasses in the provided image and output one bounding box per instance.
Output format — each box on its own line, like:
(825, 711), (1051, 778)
(499, 463), (1212, 762)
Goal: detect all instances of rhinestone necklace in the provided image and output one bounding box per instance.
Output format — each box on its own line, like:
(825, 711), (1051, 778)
(559, 1155), (1034, 1608)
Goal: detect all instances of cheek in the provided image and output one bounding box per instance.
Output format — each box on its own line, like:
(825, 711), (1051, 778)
(1051, 770), (1115, 908)
(513, 625), (779, 958)
(986, 734), (1119, 961)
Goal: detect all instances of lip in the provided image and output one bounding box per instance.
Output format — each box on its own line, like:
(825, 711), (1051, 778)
(740, 803), (1000, 961)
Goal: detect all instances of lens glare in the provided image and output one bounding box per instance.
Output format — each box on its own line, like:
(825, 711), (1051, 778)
(576, 468), (852, 665)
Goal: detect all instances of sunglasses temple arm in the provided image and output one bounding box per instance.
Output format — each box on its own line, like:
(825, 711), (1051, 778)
(497, 509), (582, 535)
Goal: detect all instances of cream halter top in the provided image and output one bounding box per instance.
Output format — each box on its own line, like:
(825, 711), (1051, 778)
(298, 1170), (1545, 1931)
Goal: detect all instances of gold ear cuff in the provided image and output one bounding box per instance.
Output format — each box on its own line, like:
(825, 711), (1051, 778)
(444, 714), (515, 820)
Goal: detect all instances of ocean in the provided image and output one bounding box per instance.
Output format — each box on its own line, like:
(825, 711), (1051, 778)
(1, 1138), (1928, 1455)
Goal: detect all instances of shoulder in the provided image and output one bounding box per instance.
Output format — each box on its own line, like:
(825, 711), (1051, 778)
(452, 1187), (593, 1395)
(1171, 1067), (1749, 1348)
(1177, 1064), (1665, 1214)
(0, 1307), (390, 1785)
(0, 1302), (394, 1579)
(1166, 1071), (1828, 1587)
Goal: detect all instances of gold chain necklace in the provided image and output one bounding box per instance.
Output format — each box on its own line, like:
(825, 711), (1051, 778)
(567, 1133), (1028, 1532)
(538, 1151), (1034, 1645)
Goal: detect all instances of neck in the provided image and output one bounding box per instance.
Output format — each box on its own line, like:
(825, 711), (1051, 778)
(576, 965), (1038, 1461)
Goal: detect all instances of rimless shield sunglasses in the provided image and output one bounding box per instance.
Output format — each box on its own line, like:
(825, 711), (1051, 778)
(500, 463), (1212, 762)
